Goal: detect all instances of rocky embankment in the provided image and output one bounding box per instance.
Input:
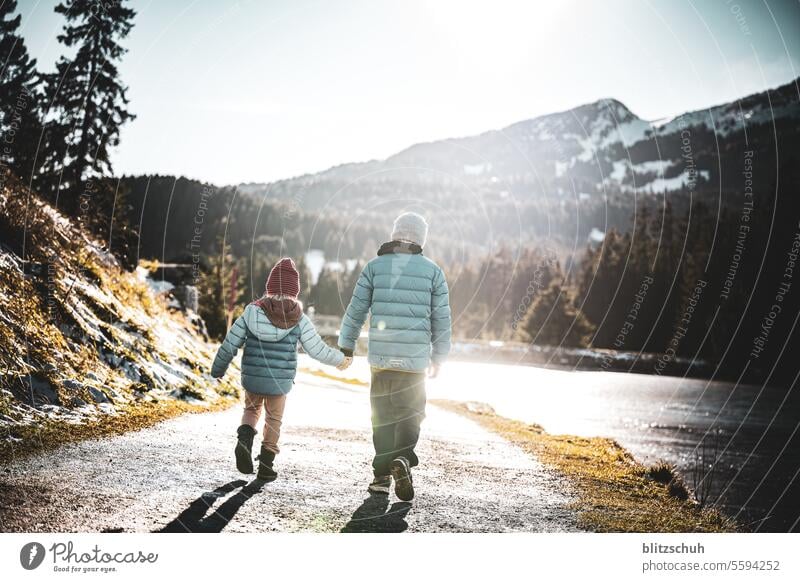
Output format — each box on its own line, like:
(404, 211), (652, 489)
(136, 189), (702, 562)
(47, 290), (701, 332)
(0, 172), (237, 461)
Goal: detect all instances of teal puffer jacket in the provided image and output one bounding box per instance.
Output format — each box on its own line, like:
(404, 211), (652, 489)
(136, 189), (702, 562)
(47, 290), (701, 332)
(211, 305), (344, 395)
(338, 252), (452, 371)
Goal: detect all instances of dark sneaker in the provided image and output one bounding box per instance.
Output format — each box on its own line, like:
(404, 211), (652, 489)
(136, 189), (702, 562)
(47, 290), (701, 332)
(390, 457), (414, 501)
(367, 475), (391, 495)
(235, 425), (256, 474)
(256, 448), (278, 482)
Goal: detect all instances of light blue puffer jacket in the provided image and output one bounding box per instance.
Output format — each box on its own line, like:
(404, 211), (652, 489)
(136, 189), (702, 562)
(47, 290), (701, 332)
(211, 304), (344, 395)
(338, 252), (452, 371)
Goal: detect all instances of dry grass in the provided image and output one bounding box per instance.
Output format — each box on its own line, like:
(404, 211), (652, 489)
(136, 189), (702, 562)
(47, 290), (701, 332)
(0, 395), (237, 464)
(433, 399), (737, 533)
(299, 367), (369, 386)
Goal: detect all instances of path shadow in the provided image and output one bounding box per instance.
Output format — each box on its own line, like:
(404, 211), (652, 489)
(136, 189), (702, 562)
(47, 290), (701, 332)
(340, 493), (412, 533)
(157, 479), (265, 533)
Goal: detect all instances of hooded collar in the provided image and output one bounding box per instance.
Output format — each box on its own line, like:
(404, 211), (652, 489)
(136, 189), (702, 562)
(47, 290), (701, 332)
(252, 296), (303, 329)
(377, 240), (423, 256)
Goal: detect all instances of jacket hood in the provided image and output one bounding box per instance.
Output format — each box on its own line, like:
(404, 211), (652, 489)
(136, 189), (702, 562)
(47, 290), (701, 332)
(241, 304), (298, 342)
(253, 296), (303, 328)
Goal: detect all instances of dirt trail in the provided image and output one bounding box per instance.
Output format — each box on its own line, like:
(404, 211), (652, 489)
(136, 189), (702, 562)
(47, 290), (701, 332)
(0, 373), (579, 532)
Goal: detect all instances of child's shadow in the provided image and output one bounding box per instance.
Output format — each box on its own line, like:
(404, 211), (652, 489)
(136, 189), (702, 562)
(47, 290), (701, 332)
(157, 479), (264, 533)
(341, 493), (412, 533)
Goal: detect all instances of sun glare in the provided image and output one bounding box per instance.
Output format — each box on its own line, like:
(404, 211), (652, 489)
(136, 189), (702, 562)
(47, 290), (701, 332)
(425, 0), (567, 71)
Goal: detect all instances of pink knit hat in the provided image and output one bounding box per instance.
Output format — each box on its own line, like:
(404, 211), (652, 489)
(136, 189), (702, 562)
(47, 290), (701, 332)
(266, 258), (300, 298)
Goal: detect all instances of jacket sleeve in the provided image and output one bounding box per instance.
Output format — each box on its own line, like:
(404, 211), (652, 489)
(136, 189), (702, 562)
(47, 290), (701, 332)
(338, 263), (373, 353)
(430, 266), (452, 365)
(211, 315), (248, 378)
(299, 315), (345, 366)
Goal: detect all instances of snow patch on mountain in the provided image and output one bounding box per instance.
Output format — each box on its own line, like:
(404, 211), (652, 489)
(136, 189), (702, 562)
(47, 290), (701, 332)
(633, 160), (674, 175)
(645, 169), (710, 193)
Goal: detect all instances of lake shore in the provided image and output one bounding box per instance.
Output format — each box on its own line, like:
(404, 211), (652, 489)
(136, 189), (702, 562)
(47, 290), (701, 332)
(434, 399), (737, 533)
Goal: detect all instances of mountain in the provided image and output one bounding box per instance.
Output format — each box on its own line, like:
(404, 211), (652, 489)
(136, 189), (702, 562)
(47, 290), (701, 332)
(239, 77), (800, 257)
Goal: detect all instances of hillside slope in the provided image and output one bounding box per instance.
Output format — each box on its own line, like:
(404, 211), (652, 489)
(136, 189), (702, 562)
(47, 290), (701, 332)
(0, 172), (238, 461)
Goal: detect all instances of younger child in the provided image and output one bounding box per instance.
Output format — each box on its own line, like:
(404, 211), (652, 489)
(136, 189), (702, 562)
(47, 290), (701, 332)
(211, 258), (349, 481)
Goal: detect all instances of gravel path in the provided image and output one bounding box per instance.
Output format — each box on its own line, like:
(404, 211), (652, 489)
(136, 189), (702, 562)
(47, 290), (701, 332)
(0, 373), (579, 532)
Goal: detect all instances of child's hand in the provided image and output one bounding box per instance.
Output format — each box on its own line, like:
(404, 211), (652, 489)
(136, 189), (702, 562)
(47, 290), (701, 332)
(336, 356), (353, 371)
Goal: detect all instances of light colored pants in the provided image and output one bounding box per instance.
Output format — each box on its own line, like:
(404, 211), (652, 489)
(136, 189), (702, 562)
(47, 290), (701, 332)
(241, 392), (287, 454)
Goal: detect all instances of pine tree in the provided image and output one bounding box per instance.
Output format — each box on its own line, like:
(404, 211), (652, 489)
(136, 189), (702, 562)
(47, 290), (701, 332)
(198, 246), (246, 340)
(310, 267), (342, 315)
(99, 177), (139, 269)
(576, 227), (628, 341)
(41, 0), (136, 211)
(0, 0), (44, 183)
(520, 280), (595, 348)
(295, 254), (312, 302)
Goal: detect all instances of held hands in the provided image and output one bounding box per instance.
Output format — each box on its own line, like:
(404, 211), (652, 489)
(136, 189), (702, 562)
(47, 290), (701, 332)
(337, 356), (353, 371)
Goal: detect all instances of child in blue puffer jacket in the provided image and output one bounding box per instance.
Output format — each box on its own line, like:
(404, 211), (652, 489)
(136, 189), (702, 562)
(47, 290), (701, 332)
(211, 258), (350, 481)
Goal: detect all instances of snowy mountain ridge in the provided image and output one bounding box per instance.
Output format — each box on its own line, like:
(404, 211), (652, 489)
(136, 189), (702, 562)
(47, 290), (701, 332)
(235, 77), (799, 250)
(240, 77), (797, 198)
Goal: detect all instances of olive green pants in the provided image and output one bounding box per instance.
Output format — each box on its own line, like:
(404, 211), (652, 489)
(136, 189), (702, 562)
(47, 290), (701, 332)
(370, 369), (426, 476)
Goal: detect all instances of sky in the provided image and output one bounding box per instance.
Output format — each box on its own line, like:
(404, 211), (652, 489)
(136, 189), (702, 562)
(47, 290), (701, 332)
(15, 0), (800, 186)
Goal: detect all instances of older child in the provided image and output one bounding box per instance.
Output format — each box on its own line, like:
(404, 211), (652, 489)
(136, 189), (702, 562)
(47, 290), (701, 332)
(211, 258), (349, 481)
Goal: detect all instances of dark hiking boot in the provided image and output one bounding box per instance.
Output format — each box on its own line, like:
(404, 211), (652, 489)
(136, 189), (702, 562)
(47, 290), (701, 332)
(390, 456), (414, 501)
(256, 448), (278, 482)
(367, 475), (391, 495)
(235, 425), (257, 474)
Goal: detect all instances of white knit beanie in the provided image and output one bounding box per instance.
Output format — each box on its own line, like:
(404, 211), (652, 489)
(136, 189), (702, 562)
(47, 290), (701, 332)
(391, 212), (428, 247)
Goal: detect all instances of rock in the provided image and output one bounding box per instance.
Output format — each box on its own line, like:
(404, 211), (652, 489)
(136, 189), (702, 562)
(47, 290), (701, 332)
(85, 371), (102, 382)
(70, 396), (88, 408)
(26, 376), (61, 406)
(62, 379), (84, 391)
(88, 386), (110, 404)
(102, 386), (125, 402)
(123, 363), (141, 382)
(104, 353), (122, 367)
